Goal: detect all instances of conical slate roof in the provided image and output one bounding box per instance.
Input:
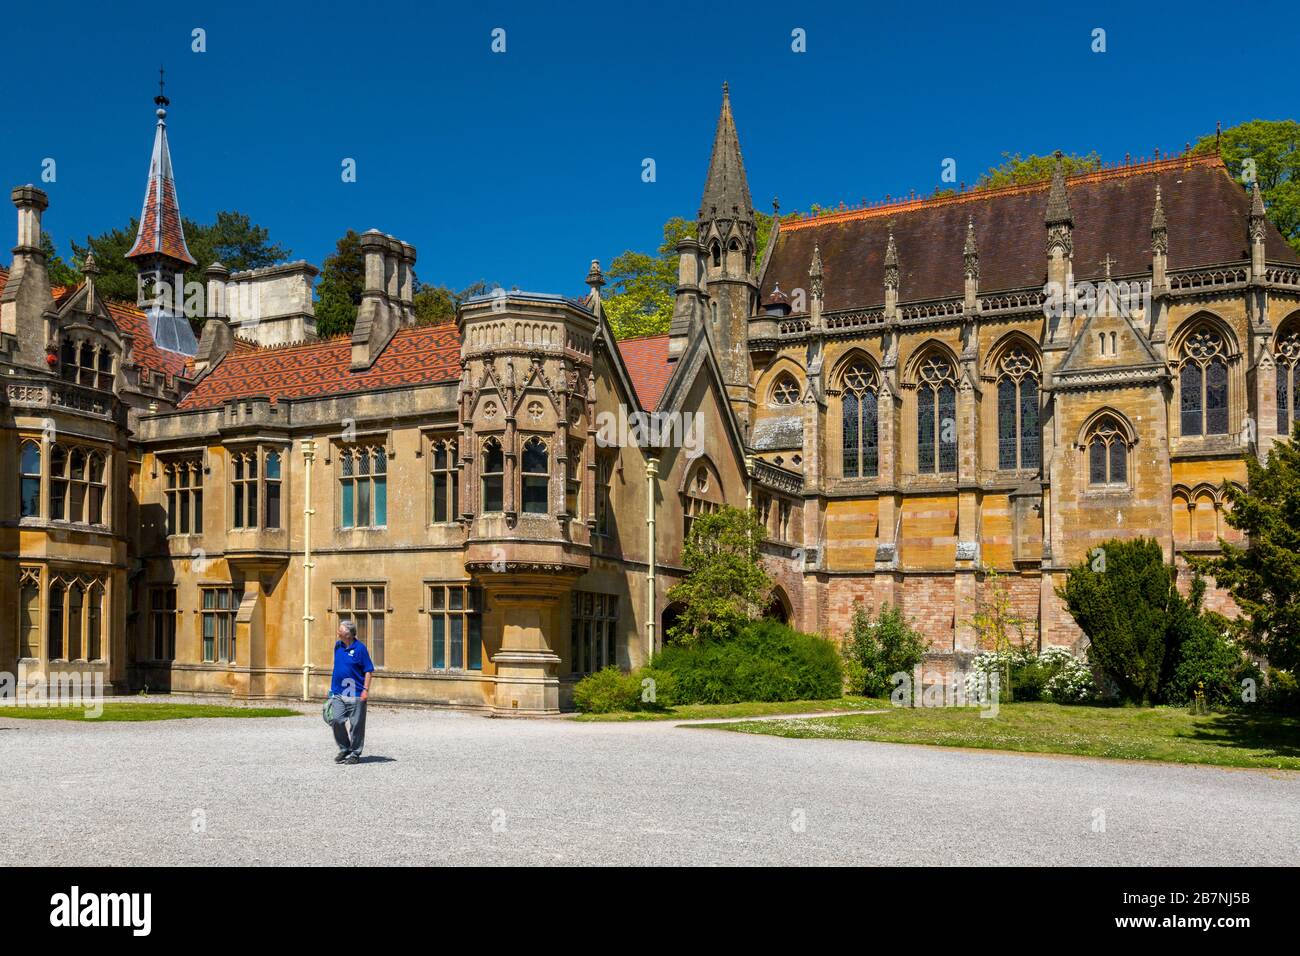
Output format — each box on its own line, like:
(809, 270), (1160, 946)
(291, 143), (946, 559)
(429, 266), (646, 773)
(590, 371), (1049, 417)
(126, 104), (196, 266)
(699, 83), (753, 220)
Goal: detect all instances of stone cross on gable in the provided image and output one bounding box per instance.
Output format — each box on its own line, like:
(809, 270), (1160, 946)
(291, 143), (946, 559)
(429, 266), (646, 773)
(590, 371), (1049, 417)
(1101, 253), (1115, 278)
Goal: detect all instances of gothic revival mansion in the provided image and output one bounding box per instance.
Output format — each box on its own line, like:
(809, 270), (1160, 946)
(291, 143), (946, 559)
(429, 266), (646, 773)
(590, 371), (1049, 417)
(4, 89), (1299, 712)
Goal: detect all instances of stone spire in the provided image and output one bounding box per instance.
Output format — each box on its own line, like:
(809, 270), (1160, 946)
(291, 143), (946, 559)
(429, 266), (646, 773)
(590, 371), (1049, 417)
(963, 216), (979, 310)
(1248, 180), (1267, 279)
(809, 243), (824, 298)
(1044, 151), (1073, 227)
(963, 216), (979, 279)
(1150, 183), (1167, 236)
(1151, 184), (1169, 291)
(884, 226), (899, 289)
(699, 82), (753, 221)
(884, 225), (900, 317)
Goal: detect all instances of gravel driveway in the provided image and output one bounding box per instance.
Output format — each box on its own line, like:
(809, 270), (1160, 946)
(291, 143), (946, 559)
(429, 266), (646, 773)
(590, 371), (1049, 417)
(2, 706), (1296, 866)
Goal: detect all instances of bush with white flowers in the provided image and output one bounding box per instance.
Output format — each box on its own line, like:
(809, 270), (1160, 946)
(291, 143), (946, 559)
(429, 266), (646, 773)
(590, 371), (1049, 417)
(1040, 647), (1098, 703)
(964, 646), (1098, 704)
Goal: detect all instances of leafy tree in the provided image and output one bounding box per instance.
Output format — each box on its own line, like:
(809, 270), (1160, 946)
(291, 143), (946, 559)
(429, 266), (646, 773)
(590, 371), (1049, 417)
(840, 602), (929, 698)
(603, 217), (692, 339)
(965, 566), (1032, 700)
(412, 283), (457, 326)
(313, 230), (364, 338)
(665, 505), (772, 646)
(975, 151), (1103, 189)
(69, 211), (292, 307)
(69, 222), (138, 302)
(1058, 537), (1179, 705)
(41, 232), (80, 289)
(185, 211), (292, 275)
(1192, 423), (1300, 672)
(1193, 119), (1300, 253)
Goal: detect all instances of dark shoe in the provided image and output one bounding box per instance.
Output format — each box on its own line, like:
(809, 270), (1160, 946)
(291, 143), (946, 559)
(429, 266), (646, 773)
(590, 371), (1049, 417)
(334, 752), (349, 763)
(344, 754), (361, 765)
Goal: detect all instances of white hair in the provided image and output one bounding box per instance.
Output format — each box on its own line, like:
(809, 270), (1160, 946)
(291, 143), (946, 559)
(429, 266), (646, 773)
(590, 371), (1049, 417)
(339, 620), (357, 640)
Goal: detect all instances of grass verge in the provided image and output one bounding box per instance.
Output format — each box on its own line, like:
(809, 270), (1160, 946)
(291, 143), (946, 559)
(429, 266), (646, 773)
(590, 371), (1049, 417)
(703, 702), (1300, 771)
(571, 696), (887, 722)
(0, 703), (302, 722)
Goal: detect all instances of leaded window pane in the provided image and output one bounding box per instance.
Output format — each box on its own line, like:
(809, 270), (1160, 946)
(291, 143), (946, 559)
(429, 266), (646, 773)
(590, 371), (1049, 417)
(998, 377), (1017, 470)
(1020, 378), (1040, 470)
(917, 387), (935, 473)
(1205, 358), (1228, 435)
(938, 383), (956, 473)
(1090, 437), (1107, 484)
(842, 391), (859, 477)
(1109, 439), (1127, 483)
(1180, 363), (1203, 436)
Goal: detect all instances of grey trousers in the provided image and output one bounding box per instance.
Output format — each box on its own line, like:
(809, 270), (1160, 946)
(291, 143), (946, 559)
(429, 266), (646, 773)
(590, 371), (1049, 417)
(330, 696), (367, 756)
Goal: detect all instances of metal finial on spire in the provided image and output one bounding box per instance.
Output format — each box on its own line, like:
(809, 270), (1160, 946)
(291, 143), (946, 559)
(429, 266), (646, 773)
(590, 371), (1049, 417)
(155, 65), (170, 109)
(722, 80), (729, 97)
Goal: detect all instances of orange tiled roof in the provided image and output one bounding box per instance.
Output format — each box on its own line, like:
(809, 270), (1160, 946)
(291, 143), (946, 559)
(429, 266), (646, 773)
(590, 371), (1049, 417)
(616, 333), (672, 411)
(178, 325), (462, 409)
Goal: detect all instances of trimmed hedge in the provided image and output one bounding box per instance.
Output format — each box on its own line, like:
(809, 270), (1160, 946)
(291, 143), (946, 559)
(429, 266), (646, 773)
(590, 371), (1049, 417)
(651, 619), (842, 705)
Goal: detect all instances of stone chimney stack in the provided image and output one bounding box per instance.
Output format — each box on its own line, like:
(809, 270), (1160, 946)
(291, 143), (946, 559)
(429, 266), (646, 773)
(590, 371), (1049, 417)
(352, 228), (417, 369)
(205, 261), (230, 318)
(400, 241), (416, 321)
(13, 184), (45, 252)
(0, 185), (54, 342)
(668, 235), (703, 361)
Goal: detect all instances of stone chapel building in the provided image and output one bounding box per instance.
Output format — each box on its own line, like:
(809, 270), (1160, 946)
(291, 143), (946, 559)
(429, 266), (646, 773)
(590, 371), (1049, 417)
(3, 87), (1298, 712)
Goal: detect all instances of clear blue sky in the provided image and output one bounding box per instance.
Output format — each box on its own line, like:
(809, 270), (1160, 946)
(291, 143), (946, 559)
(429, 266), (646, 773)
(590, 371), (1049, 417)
(2, 0), (1294, 295)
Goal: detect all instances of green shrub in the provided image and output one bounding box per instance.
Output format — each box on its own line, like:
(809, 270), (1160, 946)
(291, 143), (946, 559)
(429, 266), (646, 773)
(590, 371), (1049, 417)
(572, 666), (641, 713)
(572, 665), (677, 714)
(1059, 537), (1179, 704)
(654, 619), (842, 704)
(1013, 657), (1049, 701)
(1165, 614), (1259, 707)
(1263, 668), (1300, 713)
(840, 603), (929, 698)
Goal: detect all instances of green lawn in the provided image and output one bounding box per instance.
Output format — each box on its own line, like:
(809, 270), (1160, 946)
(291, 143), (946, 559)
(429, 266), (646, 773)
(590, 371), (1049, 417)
(571, 696), (887, 722)
(704, 702), (1300, 771)
(0, 703), (301, 722)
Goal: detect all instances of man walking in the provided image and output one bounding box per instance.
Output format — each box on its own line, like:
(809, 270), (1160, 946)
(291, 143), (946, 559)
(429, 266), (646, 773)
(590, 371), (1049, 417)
(329, 621), (374, 764)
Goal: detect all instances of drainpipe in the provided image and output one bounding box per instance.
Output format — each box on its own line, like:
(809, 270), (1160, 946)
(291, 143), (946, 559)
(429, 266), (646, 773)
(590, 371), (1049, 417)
(645, 457), (658, 661)
(301, 438), (316, 701)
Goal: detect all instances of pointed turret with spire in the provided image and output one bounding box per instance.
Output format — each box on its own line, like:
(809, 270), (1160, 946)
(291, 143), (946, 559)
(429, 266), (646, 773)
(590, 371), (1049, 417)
(125, 70), (198, 354)
(693, 83), (759, 429)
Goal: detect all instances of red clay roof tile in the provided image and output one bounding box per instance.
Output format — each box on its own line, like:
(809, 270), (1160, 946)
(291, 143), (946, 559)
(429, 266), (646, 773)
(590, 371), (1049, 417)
(617, 333), (672, 411)
(177, 325), (462, 409)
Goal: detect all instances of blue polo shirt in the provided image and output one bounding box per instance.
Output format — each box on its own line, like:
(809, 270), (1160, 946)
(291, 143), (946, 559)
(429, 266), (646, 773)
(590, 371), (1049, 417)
(331, 639), (375, 697)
